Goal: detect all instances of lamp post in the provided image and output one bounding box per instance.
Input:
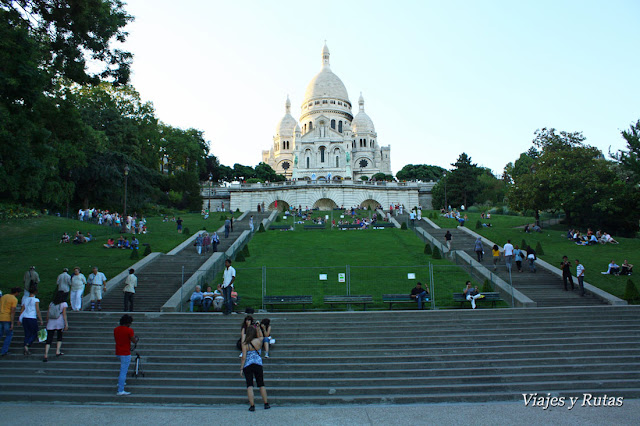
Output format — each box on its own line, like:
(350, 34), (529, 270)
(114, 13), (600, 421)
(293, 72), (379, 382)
(123, 164), (130, 232)
(208, 173), (213, 212)
(443, 171), (448, 211)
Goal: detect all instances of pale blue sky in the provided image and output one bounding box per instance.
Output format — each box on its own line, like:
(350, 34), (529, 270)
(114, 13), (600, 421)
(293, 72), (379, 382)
(123, 0), (640, 175)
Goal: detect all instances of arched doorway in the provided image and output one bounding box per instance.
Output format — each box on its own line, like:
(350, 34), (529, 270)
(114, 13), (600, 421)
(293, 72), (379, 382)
(268, 200), (290, 212)
(312, 198), (338, 211)
(359, 198), (381, 210)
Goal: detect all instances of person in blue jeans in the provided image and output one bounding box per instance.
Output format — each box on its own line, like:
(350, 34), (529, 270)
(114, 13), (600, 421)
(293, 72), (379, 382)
(0, 287), (21, 356)
(114, 314), (138, 396)
(410, 282), (430, 310)
(189, 286), (204, 312)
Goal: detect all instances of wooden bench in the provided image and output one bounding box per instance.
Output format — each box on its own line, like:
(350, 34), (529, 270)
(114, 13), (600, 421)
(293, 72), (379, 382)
(452, 292), (502, 308)
(337, 224), (363, 230)
(324, 295), (373, 311)
(269, 225), (292, 231)
(372, 222), (395, 229)
(263, 295), (313, 311)
(382, 294), (429, 310)
(303, 224), (326, 230)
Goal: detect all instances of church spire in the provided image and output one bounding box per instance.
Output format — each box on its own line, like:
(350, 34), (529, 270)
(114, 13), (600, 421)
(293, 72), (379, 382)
(322, 42), (330, 68)
(359, 92), (365, 111)
(285, 95), (291, 114)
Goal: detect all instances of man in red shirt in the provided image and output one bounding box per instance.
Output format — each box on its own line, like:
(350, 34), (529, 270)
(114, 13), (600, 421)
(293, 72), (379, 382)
(114, 314), (138, 395)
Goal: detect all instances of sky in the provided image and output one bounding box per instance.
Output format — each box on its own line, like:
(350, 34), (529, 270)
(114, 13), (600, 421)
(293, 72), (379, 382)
(122, 0), (640, 175)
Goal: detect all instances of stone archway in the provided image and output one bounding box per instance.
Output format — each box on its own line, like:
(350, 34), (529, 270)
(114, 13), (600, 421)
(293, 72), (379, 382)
(359, 198), (382, 210)
(268, 200), (290, 212)
(312, 198), (338, 211)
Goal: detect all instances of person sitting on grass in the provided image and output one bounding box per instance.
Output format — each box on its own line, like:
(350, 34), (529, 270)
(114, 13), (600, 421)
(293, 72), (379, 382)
(121, 237), (130, 250)
(131, 236), (139, 250)
(189, 286), (203, 312)
(60, 232), (70, 244)
(116, 235), (125, 248)
(589, 234), (598, 245)
(410, 282), (430, 310)
(72, 231), (86, 244)
(602, 260), (620, 275)
(620, 260), (634, 276)
(103, 238), (115, 248)
(463, 281), (485, 309)
(600, 232), (619, 244)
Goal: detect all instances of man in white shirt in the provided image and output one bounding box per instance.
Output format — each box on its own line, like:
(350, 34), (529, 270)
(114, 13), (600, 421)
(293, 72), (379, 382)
(575, 260), (585, 296)
(88, 267), (107, 311)
(123, 269), (137, 312)
(56, 268), (71, 299)
(222, 259), (236, 315)
(503, 240), (514, 272)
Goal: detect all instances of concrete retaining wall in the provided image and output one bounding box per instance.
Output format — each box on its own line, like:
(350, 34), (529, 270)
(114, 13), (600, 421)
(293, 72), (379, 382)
(453, 251), (537, 308)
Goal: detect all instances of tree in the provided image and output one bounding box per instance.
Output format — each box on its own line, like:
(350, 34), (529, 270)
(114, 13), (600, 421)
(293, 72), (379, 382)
(432, 153), (482, 208)
(396, 164), (444, 182)
(255, 162), (285, 182)
(507, 128), (639, 234)
(613, 119), (640, 185)
(371, 172), (394, 181)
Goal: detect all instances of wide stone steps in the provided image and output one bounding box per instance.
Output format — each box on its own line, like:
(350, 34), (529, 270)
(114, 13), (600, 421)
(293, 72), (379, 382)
(400, 215), (606, 307)
(92, 212), (270, 312)
(1, 306), (639, 406)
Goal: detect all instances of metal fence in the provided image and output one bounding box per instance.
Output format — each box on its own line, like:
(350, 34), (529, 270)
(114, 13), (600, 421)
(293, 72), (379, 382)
(187, 263), (511, 312)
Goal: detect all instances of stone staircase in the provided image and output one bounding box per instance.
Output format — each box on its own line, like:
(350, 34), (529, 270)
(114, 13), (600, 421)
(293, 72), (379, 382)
(93, 212), (270, 312)
(398, 214), (605, 307)
(1, 306), (639, 405)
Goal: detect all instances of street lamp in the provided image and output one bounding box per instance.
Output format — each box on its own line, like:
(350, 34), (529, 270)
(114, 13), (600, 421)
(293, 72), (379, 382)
(208, 172), (213, 212)
(443, 171), (448, 211)
(123, 164), (130, 232)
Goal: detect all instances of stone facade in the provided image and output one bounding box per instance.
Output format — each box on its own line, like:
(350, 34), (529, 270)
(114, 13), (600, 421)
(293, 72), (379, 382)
(262, 44), (391, 181)
(226, 181), (434, 212)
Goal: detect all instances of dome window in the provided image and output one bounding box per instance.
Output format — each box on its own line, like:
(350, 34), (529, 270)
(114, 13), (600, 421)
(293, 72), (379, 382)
(315, 101), (320, 105)
(338, 121), (343, 133)
(330, 119), (336, 129)
(322, 100), (328, 104)
(330, 100), (335, 104)
(338, 102), (342, 106)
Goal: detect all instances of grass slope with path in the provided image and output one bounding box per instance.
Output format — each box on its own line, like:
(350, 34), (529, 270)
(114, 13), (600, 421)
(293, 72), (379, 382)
(215, 225), (490, 311)
(0, 212), (241, 302)
(425, 211), (639, 301)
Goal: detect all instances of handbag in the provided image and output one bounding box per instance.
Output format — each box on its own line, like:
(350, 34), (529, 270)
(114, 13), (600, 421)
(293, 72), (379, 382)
(38, 328), (48, 343)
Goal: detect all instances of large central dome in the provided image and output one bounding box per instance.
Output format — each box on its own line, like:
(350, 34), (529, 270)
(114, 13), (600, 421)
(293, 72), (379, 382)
(303, 43), (350, 104)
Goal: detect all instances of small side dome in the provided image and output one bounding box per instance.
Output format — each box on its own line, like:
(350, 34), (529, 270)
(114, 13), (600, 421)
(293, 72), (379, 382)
(352, 93), (375, 133)
(276, 95), (297, 136)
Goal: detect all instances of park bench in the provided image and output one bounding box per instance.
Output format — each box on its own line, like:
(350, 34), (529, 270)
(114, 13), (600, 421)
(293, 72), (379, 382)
(264, 295), (313, 311)
(382, 294), (429, 310)
(372, 222), (395, 229)
(338, 224), (363, 230)
(269, 225), (292, 231)
(303, 224), (326, 230)
(452, 292), (502, 308)
(324, 295), (373, 311)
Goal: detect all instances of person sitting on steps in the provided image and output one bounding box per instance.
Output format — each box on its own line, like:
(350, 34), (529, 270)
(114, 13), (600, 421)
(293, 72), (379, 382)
(463, 281), (485, 309)
(189, 285), (203, 312)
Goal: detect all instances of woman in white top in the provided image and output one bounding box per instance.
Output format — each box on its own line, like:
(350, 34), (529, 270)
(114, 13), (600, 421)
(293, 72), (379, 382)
(18, 285), (42, 355)
(70, 267), (87, 311)
(43, 291), (68, 361)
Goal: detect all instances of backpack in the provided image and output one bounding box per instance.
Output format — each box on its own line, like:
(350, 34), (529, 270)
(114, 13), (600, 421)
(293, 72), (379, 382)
(48, 302), (62, 319)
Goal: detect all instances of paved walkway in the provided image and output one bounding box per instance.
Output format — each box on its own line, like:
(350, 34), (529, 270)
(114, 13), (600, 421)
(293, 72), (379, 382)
(3, 400), (638, 425)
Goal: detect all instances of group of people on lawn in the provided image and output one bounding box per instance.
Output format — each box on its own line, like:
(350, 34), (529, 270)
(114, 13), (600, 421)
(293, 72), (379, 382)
(103, 235), (140, 250)
(78, 208), (147, 234)
(59, 231), (94, 244)
(568, 228), (619, 245)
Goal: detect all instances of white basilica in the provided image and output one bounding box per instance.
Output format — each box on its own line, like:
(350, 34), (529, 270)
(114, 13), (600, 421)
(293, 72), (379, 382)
(262, 44), (391, 181)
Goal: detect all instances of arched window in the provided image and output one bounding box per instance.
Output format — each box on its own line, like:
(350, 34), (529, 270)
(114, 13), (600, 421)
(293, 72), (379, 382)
(338, 121), (342, 132)
(331, 119), (335, 129)
(306, 157), (310, 169)
(320, 146), (325, 163)
(336, 156), (339, 168)
(309, 121), (313, 130)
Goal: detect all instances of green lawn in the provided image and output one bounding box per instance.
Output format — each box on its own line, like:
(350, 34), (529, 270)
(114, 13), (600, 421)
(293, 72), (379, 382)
(424, 210), (639, 301)
(0, 211), (241, 302)
(212, 227), (487, 311)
